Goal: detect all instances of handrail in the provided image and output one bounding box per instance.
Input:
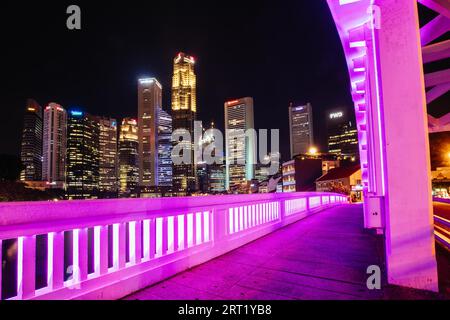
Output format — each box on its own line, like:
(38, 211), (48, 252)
(0, 192), (347, 300)
(432, 197), (450, 250)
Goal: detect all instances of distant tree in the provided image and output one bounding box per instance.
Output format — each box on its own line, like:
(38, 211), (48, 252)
(0, 154), (23, 181)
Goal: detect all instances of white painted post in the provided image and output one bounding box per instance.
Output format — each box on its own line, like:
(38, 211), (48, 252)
(374, 0), (438, 291)
(18, 235), (36, 299)
(149, 219), (156, 260)
(48, 231), (64, 290)
(99, 226), (109, 275)
(75, 228), (88, 282)
(134, 221), (142, 264)
(162, 217), (169, 255)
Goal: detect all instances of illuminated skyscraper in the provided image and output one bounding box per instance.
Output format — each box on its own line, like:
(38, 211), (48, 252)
(157, 108), (172, 186)
(94, 116), (118, 197)
(289, 102), (314, 158)
(66, 110), (100, 200)
(327, 109), (359, 160)
(138, 78), (162, 188)
(224, 97), (256, 191)
(43, 103), (67, 187)
(20, 99), (43, 182)
(119, 118), (139, 198)
(171, 52), (197, 194)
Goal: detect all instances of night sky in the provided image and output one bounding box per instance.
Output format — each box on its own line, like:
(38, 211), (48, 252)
(1, 1), (448, 161)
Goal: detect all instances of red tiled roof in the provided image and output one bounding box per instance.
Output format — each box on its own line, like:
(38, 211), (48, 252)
(316, 164), (361, 182)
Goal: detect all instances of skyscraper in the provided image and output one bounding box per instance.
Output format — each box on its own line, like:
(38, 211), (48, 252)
(289, 102), (314, 158)
(43, 103), (67, 187)
(119, 118), (139, 198)
(327, 109), (359, 160)
(157, 108), (172, 186)
(66, 110), (100, 200)
(171, 52), (197, 194)
(20, 99), (43, 182)
(138, 78), (162, 188)
(95, 116), (118, 198)
(224, 97), (256, 191)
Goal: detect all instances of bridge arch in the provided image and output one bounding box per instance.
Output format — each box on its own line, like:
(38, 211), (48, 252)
(327, 0), (449, 291)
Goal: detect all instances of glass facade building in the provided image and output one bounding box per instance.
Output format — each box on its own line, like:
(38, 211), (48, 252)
(171, 52), (197, 194)
(119, 118), (139, 198)
(66, 110), (100, 200)
(95, 116), (118, 198)
(224, 97), (256, 191)
(42, 103), (67, 187)
(157, 108), (173, 187)
(138, 78), (162, 188)
(20, 99), (43, 182)
(289, 103), (314, 158)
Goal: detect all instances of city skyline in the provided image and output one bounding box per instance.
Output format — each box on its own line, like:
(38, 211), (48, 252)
(0, 1), (366, 161)
(0, 0), (448, 303)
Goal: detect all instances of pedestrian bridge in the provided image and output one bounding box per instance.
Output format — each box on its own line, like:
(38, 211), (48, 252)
(125, 203), (448, 300)
(1, 194), (447, 300)
(0, 193), (348, 300)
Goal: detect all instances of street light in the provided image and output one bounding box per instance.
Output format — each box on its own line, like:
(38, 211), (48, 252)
(308, 147), (318, 155)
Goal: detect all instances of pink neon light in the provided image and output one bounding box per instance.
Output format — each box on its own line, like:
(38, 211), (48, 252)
(203, 212), (210, 242)
(156, 218), (163, 256)
(187, 214), (194, 248)
(17, 237), (24, 297)
(143, 219), (150, 260)
(177, 215), (185, 250)
(47, 232), (54, 287)
(195, 212), (202, 244)
(94, 227), (101, 274)
(129, 221), (136, 264)
(167, 216), (174, 253)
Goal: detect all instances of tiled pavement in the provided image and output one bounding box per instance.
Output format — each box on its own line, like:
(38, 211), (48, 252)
(124, 204), (447, 300)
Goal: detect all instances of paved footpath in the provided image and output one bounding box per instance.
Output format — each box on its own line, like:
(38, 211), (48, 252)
(125, 204), (448, 300)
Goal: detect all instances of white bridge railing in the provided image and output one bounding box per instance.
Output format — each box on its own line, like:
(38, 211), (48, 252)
(0, 192), (347, 300)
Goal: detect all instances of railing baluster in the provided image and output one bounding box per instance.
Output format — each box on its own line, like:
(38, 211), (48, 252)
(177, 215), (185, 250)
(149, 219), (156, 260)
(244, 206), (248, 230)
(96, 226), (108, 275)
(155, 218), (163, 257)
(162, 217), (169, 255)
(113, 223), (126, 270)
(48, 231), (64, 290)
(194, 212), (200, 246)
(234, 208), (239, 233)
(183, 214), (189, 249)
(74, 228), (88, 283)
(142, 220), (150, 260)
(228, 208), (234, 234)
(171, 216), (177, 253)
(203, 212), (210, 242)
(18, 235), (36, 299)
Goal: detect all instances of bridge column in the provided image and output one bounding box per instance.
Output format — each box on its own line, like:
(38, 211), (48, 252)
(374, 0), (438, 291)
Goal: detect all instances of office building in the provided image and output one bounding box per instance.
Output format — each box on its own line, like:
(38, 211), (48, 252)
(20, 99), (43, 182)
(171, 52), (197, 194)
(327, 109), (359, 160)
(66, 110), (100, 200)
(138, 78), (162, 188)
(95, 116), (118, 198)
(224, 97), (256, 191)
(289, 103), (314, 158)
(157, 108), (173, 187)
(119, 118), (139, 198)
(42, 103), (67, 188)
